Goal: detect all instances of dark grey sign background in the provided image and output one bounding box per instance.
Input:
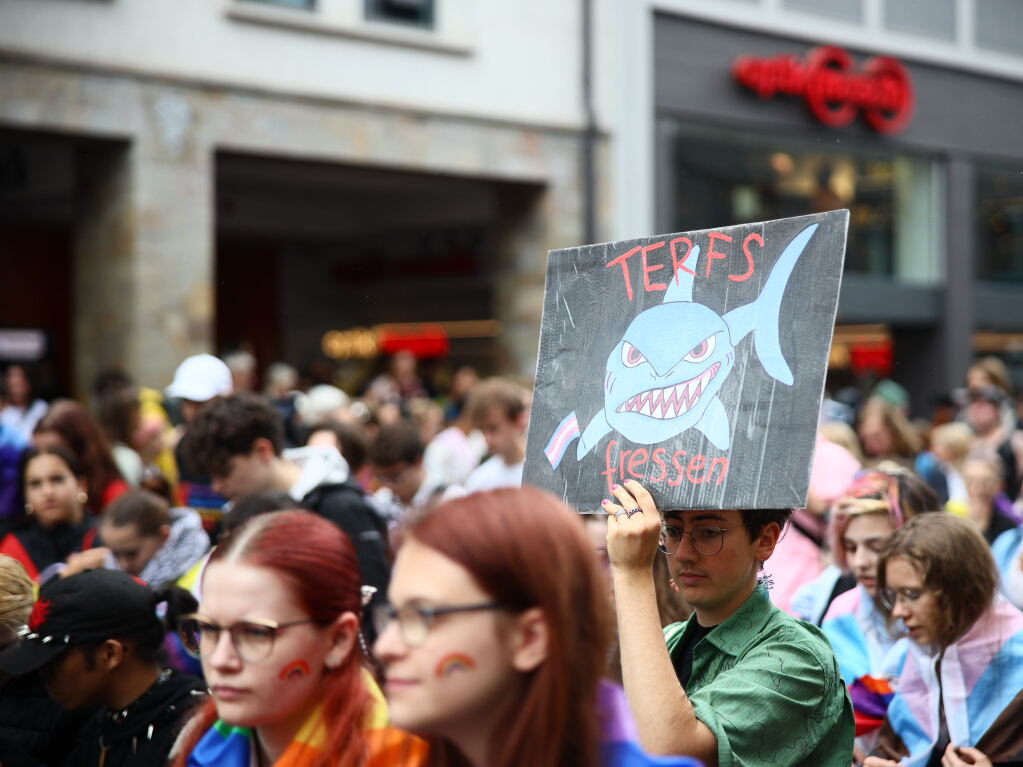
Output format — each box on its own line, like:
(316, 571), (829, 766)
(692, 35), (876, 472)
(523, 210), (848, 512)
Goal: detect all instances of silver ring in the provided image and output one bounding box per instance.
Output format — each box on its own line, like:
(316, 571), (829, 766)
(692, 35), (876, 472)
(613, 509), (629, 519)
(627, 507), (643, 517)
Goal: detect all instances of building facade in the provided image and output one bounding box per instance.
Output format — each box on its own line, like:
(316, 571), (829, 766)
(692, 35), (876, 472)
(0, 0), (609, 396)
(2, 0), (1022, 414)
(612, 0), (1023, 413)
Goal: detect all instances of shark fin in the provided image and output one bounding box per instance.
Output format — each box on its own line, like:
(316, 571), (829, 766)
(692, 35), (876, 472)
(663, 245), (701, 304)
(577, 410), (613, 460)
(724, 223), (817, 386)
(695, 396), (730, 451)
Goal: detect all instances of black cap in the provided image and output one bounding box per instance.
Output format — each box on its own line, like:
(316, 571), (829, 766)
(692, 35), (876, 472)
(0, 569), (162, 676)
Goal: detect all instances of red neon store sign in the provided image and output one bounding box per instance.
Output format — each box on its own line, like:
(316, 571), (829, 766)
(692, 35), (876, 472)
(733, 46), (914, 134)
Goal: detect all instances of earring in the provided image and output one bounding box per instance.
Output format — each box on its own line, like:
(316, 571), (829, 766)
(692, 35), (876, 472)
(76, 492), (88, 505)
(24, 503), (33, 515)
(356, 629), (372, 661)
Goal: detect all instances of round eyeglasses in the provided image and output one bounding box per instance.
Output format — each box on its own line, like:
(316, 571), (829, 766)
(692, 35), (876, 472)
(879, 587), (924, 612)
(373, 601), (504, 647)
(177, 613), (317, 663)
(657, 522), (750, 557)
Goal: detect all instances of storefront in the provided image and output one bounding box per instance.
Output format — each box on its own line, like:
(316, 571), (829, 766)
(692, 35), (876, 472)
(653, 14), (1023, 414)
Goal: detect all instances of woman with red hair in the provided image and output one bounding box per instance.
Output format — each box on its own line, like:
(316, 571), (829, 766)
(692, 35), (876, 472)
(33, 399), (128, 514)
(171, 510), (426, 767)
(373, 487), (703, 767)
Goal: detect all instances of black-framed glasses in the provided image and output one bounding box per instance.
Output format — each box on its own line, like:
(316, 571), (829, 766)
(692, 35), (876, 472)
(879, 587), (924, 612)
(373, 601), (504, 647)
(657, 522), (750, 557)
(177, 613), (317, 663)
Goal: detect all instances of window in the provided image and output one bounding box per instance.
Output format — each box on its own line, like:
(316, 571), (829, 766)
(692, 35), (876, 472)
(660, 120), (940, 283)
(976, 164), (1023, 282)
(240, 0), (315, 9)
(365, 0), (434, 28)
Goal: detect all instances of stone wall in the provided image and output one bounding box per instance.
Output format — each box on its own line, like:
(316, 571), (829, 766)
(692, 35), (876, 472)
(0, 57), (610, 392)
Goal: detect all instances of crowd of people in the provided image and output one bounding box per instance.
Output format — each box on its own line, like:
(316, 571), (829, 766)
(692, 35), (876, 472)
(0, 350), (1022, 767)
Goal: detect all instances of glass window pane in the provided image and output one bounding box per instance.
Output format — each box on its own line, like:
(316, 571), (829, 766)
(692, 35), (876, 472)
(977, 165), (1023, 282)
(883, 0), (955, 41)
(661, 120), (940, 284)
(976, 0), (1023, 56)
(240, 0), (316, 9)
(365, 0), (435, 28)
(782, 0), (862, 23)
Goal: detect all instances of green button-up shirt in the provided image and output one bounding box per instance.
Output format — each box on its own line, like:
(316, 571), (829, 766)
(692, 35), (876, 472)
(664, 588), (854, 767)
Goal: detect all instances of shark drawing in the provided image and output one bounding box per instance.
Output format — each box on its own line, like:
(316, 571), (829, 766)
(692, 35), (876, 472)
(543, 223), (818, 469)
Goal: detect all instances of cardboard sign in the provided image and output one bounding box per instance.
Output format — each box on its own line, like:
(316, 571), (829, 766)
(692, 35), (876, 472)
(523, 210), (848, 512)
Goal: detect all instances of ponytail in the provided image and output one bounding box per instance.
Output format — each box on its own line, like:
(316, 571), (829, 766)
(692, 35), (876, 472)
(155, 584), (199, 631)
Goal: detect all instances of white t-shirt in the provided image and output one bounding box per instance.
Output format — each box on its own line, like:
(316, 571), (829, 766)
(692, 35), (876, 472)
(424, 426), (487, 487)
(464, 455), (524, 493)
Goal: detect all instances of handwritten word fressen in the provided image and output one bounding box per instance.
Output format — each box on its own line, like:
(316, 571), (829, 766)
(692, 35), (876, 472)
(602, 440), (729, 494)
(606, 232), (765, 301)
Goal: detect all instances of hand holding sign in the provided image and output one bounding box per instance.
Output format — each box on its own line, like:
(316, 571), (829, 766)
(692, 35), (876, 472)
(603, 479), (661, 575)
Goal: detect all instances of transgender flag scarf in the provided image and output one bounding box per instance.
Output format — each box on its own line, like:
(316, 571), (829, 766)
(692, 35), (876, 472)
(881, 597), (1023, 766)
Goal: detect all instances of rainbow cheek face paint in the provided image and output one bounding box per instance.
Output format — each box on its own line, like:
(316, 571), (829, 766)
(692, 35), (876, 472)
(278, 660), (311, 680)
(434, 653), (477, 678)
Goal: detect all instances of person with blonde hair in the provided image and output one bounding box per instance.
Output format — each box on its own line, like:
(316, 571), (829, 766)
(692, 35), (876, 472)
(0, 554), (86, 767)
(820, 420), (865, 465)
(818, 468), (939, 756)
(858, 397), (923, 469)
(926, 421), (973, 504)
(0, 554), (34, 645)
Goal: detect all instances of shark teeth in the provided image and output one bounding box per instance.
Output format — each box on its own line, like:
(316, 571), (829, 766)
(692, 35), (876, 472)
(616, 363), (721, 420)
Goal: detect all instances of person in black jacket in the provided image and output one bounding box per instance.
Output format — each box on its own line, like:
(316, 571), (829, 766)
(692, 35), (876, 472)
(0, 568), (206, 767)
(0, 554), (92, 767)
(184, 393), (390, 638)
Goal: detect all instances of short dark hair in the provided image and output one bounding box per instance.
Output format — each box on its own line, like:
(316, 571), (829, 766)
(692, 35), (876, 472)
(307, 419), (370, 474)
(185, 393), (284, 477)
(75, 585), (198, 668)
(103, 488), (170, 537)
(741, 508), (793, 541)
(224, 490), (300, 535)
(661, 508), (792, 542)
(370, 420), (424, 467)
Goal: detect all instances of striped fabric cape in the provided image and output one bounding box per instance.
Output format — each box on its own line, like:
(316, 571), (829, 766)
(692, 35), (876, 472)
(821, 585), (906, 735)
(877, 597), (1023, 766)
(187, 672), (427, 767)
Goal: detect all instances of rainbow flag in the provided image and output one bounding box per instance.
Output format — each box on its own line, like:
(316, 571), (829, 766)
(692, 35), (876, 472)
(188, 671), (427, 767)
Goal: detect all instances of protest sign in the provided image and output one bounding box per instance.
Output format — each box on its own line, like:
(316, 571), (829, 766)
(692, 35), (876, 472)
(523, 210), (848, 512)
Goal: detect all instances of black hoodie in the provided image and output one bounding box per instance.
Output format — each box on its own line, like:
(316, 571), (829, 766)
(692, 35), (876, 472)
(65, 668), (206, 767)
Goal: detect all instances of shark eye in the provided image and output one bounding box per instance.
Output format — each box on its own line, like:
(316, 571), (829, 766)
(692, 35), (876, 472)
(621, 342), (647, 368)
(682, 334), (717, 364)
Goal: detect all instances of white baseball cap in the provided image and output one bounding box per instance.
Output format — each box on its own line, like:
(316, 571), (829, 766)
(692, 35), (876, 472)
(166, 354), (233, 403)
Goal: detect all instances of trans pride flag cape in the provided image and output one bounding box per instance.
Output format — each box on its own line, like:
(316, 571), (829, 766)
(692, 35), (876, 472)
(821, 585), (906, 735)
(187, 672), (427, 767)
(878, 597), (1023, 766)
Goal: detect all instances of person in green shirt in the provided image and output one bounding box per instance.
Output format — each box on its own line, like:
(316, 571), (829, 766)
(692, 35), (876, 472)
(602, 479), (854, 767)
